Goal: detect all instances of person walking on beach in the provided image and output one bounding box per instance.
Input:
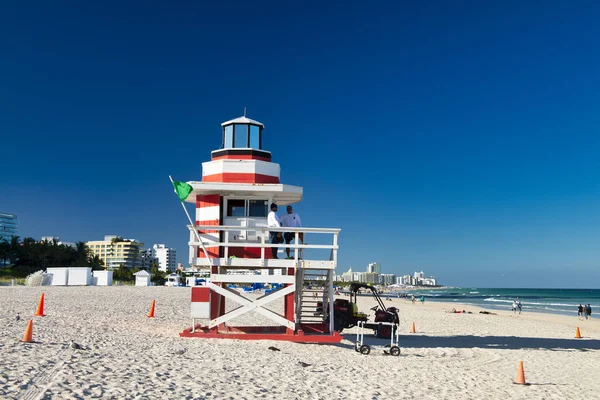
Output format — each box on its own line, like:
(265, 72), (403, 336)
(280, 205), (303, 259)
(512, 300), (517, 314)
(517, 300), (522, 315)
(586, 304), (592, 320)
(578, 304), (584, 320)
(267, 203), (283, 259)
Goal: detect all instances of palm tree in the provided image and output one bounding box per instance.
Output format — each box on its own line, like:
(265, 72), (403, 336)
(0, 239), (10, 266)
(75, 241), (89, 266)
(8, 236), (21, 266)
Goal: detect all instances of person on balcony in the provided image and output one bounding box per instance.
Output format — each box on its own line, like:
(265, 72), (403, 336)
(267, 203), (283, 259)
(281, 205), (303, 259)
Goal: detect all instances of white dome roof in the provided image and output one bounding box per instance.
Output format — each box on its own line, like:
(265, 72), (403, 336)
(221, 116), (264, 127)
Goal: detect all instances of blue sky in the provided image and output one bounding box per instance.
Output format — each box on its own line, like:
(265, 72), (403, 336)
(2, 1), (600, 288)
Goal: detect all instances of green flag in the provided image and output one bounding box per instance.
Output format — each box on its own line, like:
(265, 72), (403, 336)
(172, 181), (193, 202)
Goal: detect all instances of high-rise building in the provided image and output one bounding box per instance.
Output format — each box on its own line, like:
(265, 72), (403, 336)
(380, 273), (396, 286)
(341, 267), (354, 282)
(152, 244), (176, 272)
(139, 248), (156, 270)
(86, 235), (144, 269)
(367, 262), (381, 274)
(0, 213), (17, 242)
(363, 272), (380, 285)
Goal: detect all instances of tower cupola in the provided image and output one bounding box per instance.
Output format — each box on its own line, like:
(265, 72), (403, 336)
(221, 116), (264, 150)
(212, 116), (271, 162)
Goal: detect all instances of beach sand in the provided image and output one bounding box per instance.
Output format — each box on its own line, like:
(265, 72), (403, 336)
(1, 286), (599, 399)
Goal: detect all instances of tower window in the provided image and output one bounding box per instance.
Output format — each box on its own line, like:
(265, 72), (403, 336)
(249, 125), (260, 149)
(224, 125), (233, 148)
(234, 124), (248, 147)
(227, 199), (246, 217)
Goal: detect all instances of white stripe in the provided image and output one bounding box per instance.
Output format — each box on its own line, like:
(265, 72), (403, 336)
(191, 303), (210, 318)
(202, 160), (280, 178)
(196, 205), (220, 222)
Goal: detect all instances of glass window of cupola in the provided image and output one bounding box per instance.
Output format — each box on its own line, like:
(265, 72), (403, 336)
(223, 123), (262, 149)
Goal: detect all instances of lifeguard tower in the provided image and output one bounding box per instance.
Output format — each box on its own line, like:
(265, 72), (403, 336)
(179, 115), (341, 342)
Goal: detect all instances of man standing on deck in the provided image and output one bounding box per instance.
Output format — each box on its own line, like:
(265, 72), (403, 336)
(281, 205), (303, 259)
(267, 203), (282, 259)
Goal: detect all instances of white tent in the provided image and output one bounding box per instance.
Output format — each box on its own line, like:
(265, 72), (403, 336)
(68, 267), (92, 285)
(92, 270), (113, 286)
(47, 267), (69, 285)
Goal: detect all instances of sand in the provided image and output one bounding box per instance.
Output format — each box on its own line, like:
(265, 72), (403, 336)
(1, 286), (599, 399)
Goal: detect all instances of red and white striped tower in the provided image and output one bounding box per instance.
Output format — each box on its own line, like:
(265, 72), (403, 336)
(180, 115), (341, 343)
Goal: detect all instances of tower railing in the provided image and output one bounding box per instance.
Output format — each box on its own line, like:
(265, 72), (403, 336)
(187, 225), (339, 270)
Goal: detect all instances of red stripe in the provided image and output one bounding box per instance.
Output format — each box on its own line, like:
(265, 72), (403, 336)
(198, 247), (220, 258)
(196, 194), (220, 208)
(191, 287), (210, 303)
(195, 219), (219, 234)
(203, 173), (280, 184)
(212, 154), (271, 162)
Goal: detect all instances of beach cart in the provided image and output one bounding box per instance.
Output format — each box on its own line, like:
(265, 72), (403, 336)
(355, 321), (400, 356)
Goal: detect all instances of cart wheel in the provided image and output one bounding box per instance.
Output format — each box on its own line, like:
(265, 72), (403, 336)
(360, 345), (371, 355)
(390, 346), (401, 357)
(354, 343), (361, 352)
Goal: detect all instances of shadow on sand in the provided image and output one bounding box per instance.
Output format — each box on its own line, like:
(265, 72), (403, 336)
(341, 334), (600, 352)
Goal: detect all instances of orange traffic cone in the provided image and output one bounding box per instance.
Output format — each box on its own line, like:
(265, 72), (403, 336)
(34, 293), (46, 317)
(410, 322), (416, 333)
(575, 327), (582, 339)
(515, 361), (526, 385)
(22, 320), (33, 343)
(147, 300), (156, 318)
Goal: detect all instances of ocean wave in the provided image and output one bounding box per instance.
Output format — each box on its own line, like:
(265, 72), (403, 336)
(483, 298), (512, 303)
(469, 291), (479, 294)
(482, 298), (577, 308)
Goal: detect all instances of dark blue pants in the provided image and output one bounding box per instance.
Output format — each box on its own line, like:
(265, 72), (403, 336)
(270, 232), (279, 259)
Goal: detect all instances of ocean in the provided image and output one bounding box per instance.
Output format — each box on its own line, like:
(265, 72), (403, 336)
(380, 288), (599, 317)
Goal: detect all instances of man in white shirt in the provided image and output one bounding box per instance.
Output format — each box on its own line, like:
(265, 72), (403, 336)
(281, 205), (303, 259)
(267, 203), (282, 259)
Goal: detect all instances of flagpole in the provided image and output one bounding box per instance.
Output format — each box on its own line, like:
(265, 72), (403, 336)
(169, 176), (213, 264)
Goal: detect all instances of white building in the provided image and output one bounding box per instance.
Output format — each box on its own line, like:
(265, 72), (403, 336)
(341, 267), (354, 282)
(152, 244), (177, 272)
(352, 271), (363, 282)
(367, 262), (381, 274)
(422, 277), (437, 286)
(414, 271), (425, 280)
(134, 270), (152, 286)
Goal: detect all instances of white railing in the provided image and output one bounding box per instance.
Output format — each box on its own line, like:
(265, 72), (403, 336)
(187, 225), (340, 269)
